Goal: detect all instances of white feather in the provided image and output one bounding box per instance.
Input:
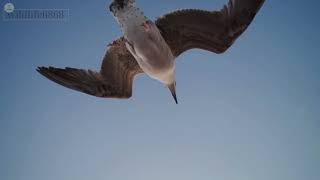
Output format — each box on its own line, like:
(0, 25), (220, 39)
(112, 3), (176, 86)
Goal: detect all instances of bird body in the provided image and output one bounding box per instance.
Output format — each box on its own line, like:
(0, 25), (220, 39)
(110, 0), (177, 101)
(37, 0), (265, 104)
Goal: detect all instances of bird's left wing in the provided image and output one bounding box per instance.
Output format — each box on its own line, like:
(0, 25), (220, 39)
(37, 37), (143, 99)
(155, 0), (265, 57)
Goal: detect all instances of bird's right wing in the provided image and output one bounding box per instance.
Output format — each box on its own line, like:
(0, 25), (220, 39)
(37, 37), (143, 99)
(156, 0), (265, 57)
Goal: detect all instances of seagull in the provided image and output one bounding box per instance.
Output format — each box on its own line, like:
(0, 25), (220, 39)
(37, 0), (265, 104)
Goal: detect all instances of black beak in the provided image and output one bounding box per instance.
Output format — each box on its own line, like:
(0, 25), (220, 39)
(168, 82), (178, 104)
(171, 91), (178, 104)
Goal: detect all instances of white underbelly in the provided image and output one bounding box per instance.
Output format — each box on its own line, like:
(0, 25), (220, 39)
(126, 34), (175, 82)
(116, 7), (175, 83)
(126, 41), (168, 80)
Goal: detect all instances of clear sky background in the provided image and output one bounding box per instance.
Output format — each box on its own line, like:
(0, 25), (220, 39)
(0, 0), (319, 180)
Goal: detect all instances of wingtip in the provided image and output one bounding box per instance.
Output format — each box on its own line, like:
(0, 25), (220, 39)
(36, 66), (44, 73)
(36, 66), (50, 74)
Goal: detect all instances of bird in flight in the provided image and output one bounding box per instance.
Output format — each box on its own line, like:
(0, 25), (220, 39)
(37, 0), (265, 104)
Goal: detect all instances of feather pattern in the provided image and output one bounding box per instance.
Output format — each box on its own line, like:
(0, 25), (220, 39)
(156, 0), (265, 57)
(37, 38), (142, 98)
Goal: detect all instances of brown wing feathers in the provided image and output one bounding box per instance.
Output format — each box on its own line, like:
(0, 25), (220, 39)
(156, 0), (265, 57)
(37, 38), (142, 99)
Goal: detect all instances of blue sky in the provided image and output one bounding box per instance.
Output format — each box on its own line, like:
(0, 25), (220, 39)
(0, 0), (319, 180)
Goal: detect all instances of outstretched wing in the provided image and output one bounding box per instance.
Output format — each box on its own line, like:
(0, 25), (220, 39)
(37, 38), (143, 99)
(156, 0), (265, 57)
